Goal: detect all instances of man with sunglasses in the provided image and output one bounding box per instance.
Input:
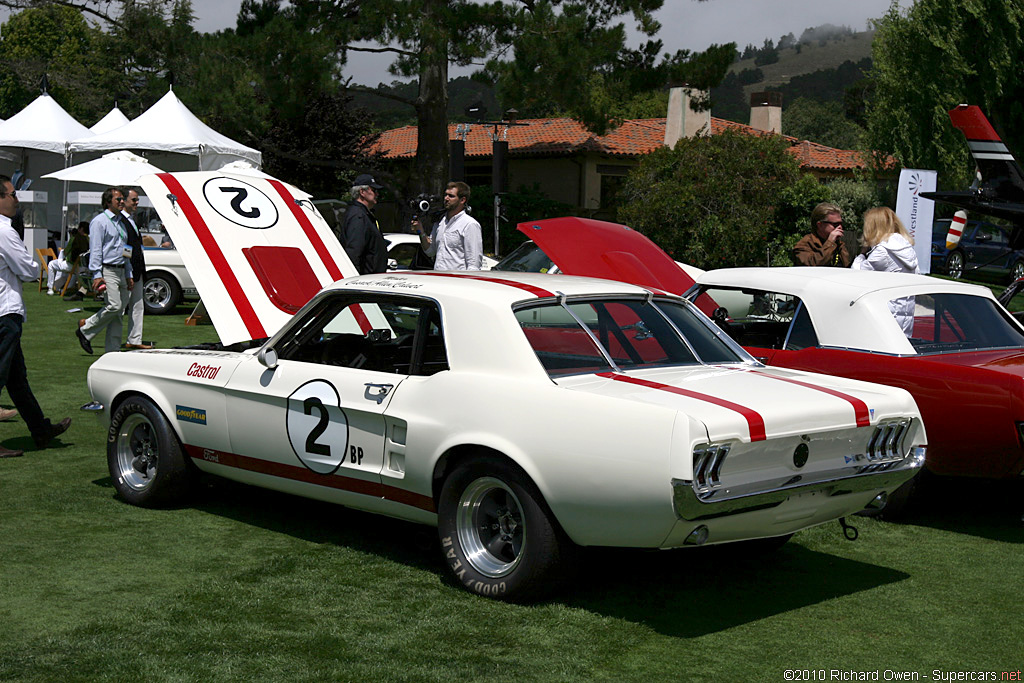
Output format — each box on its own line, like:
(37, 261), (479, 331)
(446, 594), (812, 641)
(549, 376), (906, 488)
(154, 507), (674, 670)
(792, 201), (851, 267)
(0, 175), (71, 457)
(75, 188), (133, 354)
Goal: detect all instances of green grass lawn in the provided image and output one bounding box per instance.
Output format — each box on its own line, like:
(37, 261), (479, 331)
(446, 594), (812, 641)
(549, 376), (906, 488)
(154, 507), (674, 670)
(1, 284), (1022, 681)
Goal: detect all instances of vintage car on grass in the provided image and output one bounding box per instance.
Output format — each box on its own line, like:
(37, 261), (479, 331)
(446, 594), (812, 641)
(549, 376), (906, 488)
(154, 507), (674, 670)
(141, 246), (197, 315)
(86, 175), (926, 599)
(686, 268), (1024, 506)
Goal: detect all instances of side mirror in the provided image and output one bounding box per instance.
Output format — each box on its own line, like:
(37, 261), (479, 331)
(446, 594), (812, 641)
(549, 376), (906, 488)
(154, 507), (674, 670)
(258, 346), (278, 369)
(387, 258), (398, 270)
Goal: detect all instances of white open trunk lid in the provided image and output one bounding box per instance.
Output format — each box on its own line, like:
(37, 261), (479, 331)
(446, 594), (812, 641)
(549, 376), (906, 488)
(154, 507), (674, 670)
(139, 171), (358, 345)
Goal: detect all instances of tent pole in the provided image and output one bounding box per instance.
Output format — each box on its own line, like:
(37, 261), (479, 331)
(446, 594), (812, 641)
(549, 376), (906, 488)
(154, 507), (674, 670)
(61, 145), (70, 248)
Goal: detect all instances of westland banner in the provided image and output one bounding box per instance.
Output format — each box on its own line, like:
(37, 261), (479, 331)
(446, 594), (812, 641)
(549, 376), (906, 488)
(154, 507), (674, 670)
(895, 169), (937, 274)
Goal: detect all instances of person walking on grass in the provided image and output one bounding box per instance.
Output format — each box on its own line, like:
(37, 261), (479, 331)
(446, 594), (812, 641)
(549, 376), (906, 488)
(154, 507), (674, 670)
(75, 188), (133, 355)
(0, 174), (72, 458)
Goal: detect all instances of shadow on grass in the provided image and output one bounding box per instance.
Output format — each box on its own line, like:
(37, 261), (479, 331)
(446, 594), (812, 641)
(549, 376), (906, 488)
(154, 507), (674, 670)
(90, 474), (913, 636)
(93, 474), (440, 567)
(563, 541), (908, 637)
(901, 475), (1024, 543)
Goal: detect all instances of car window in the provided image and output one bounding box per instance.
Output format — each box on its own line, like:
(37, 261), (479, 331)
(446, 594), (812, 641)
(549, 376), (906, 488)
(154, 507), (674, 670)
(695, 286), (816, 351)
(388, 242), (421, 269)
(516, 297), (745, 377)
(907, 293), (1024, 354)
(493, 241), (556, 273)
(974, 224), (1007, 245)
(277, 294), (448, 376)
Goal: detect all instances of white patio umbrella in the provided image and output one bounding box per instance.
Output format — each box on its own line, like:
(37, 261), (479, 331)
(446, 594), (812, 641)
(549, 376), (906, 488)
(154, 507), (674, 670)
(42, 149), (165, 185)
(217, 159), (275, 179)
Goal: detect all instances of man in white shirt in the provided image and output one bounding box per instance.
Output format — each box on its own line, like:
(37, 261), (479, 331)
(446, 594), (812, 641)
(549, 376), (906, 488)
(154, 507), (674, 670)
(0, 175), (71, 458)
(413, 181), (483, 270)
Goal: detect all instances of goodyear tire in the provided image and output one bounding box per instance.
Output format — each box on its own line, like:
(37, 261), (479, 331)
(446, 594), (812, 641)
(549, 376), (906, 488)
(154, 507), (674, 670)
(108, 396), (193, 507)
(438, 457), (574, 600)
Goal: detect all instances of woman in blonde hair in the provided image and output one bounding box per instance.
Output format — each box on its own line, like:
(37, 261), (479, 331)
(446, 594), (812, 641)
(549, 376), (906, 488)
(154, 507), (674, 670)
(853, 206), (920, 335)
(852, 207), (920, 275)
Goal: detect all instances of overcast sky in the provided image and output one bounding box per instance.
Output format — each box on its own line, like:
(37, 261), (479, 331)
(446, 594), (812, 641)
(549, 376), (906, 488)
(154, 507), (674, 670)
(187, 0), (911, 85)
(2, 0), (912, 85)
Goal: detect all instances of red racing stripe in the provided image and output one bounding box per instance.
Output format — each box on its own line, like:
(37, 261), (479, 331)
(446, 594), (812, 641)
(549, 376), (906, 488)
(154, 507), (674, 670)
(157, 174), (267, 340)
(267, 180), (344, 282)
(350, 303), (372, 334)
(597, 372), (767, 442)
(747, 368), (871, 427)
(411, 271), (553, 298)
(184, 444), (435, 513)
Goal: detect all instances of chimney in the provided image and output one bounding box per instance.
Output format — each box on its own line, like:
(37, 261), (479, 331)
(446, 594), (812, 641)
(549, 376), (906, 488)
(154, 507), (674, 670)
(749, 91), (783, 134)
(664, 86), (710, 149)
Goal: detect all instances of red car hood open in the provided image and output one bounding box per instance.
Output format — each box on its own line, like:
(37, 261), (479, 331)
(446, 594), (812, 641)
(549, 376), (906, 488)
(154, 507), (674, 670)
(517, 217), (697, 295)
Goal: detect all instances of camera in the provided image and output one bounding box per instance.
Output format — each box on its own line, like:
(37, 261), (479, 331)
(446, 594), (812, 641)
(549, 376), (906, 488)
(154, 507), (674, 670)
(408, 193), (441, 222)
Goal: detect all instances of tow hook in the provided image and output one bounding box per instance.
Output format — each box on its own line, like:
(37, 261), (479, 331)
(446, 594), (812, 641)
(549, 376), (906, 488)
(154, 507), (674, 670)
(838, 517), (859, 541)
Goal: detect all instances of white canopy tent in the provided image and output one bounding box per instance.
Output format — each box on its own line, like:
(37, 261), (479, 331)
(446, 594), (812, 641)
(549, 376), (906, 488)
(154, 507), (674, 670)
(89, 107), (130, 135)
(70, 89), (262, 171)
(0, 93), (95, 248)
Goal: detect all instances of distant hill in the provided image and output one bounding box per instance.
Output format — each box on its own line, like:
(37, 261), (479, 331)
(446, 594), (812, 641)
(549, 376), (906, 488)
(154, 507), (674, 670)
(712, 27), (874, 125)
(355, 25), (875, 132)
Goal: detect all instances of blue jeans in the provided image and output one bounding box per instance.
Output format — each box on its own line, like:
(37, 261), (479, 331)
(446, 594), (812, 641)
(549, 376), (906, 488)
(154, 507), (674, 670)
(0, 313), (49, 441)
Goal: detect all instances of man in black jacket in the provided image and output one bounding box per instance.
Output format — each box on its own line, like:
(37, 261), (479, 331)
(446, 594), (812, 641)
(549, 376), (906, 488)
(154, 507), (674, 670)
(340, 174), (387, 275)
(121, 188), (152, 349)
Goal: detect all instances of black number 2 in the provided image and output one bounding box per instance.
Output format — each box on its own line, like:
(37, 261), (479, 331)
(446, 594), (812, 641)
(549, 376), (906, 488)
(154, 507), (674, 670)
(222, 186), (260, 219)
(302, 397), (331, 456)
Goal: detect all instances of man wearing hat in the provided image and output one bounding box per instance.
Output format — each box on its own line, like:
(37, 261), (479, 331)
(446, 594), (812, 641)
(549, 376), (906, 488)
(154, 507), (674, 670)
(340, 174), (387, 275)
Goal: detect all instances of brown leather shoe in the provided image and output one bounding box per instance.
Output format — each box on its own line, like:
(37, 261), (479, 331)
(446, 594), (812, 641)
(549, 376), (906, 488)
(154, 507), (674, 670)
(125, 343), (154, 350)
(0, 445), (24, 458)
(0, 408), (17, 421)
(34, 417), (71, 449)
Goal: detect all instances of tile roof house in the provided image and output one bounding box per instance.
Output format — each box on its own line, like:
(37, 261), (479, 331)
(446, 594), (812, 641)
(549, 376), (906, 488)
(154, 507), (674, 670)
(373, 89), (881, 219)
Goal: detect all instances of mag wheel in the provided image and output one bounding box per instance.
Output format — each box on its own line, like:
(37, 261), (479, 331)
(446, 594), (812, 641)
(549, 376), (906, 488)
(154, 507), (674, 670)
(945, 251), (964, 279)
(438, 456), (574, 600)
(1010, 260), (1024, 283)
(108, 396), (193, 507)
(143, 273), (181, 315)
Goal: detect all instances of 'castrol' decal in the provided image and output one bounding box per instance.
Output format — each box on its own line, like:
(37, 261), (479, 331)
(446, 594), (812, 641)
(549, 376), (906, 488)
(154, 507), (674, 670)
(187, 362), (221, 380)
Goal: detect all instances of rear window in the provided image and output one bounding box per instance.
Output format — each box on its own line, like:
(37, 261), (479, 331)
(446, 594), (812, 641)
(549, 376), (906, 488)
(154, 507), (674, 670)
(907, 293), (1024, 354)
(515, 297), (746, 377)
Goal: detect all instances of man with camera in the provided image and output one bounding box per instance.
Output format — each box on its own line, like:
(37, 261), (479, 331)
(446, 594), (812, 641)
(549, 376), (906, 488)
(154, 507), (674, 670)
(412, 181), (483, 271)
(341, 174), (387, 275)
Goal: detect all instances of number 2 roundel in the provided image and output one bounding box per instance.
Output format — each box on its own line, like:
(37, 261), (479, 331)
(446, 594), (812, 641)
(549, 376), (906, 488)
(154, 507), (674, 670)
(286, 380), (349, 475)
(202, 177), (279, 229)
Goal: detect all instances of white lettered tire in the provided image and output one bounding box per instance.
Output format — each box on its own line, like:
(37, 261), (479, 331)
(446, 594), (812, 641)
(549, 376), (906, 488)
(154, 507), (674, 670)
(107, 396), (194, 507)
(438, 456), (574, 600)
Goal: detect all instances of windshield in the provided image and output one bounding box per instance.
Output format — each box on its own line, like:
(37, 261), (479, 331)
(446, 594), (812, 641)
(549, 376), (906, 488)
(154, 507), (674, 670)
(515, 297), (747, 377)
(906, 293), (1024, 354)
(492, 241), (557, 273)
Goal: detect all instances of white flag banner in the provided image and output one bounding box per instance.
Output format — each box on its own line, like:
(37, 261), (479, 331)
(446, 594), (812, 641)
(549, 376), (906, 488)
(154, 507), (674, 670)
(895, 169), (937, 274)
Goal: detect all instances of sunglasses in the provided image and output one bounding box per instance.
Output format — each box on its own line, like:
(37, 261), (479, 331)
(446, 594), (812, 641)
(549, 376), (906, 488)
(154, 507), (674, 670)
(819, 220), (843, 227)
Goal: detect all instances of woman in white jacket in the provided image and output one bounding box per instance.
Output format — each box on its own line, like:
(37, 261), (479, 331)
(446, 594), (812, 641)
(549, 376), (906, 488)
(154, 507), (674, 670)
(852, 207), (920, 335)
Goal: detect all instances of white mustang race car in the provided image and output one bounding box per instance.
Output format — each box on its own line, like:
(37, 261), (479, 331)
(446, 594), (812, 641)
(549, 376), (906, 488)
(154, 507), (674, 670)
(87, 172), (927, 599)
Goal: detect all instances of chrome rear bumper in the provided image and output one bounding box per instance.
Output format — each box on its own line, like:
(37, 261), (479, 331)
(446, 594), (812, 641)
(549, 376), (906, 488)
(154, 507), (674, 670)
(672, 447), (925, 521)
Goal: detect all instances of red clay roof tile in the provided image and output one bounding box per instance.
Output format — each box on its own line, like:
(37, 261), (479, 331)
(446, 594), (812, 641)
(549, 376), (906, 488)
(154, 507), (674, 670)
(373, 116), (880, 172)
